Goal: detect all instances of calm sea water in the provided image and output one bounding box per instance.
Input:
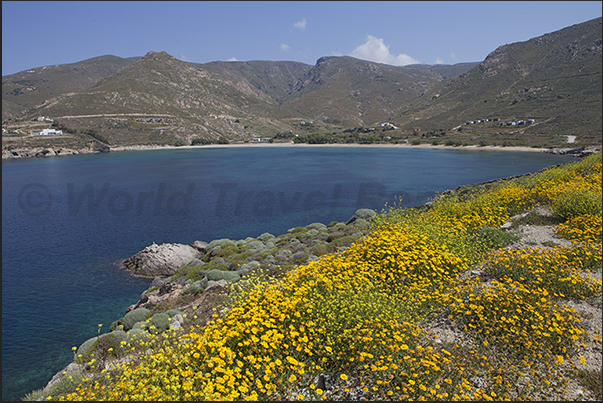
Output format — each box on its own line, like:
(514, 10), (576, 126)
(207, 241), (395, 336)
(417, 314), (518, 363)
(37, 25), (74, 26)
(1, 146), (575, 400)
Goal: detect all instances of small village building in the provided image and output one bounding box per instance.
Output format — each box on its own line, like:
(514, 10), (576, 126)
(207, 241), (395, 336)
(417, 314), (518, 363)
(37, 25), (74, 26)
(35, 128), (62, 136)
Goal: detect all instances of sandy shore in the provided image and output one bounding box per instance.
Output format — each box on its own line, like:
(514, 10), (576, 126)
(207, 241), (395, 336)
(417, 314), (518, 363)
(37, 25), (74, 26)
(5, 141), (597, 160)
(109, 141), (556, 154)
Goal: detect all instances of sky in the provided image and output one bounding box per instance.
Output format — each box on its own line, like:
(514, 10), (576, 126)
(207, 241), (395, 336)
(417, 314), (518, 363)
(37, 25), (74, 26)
(2, 1), (602, 76)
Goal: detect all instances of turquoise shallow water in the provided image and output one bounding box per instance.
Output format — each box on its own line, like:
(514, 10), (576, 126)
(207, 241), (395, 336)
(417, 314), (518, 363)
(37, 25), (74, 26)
(1, 146), (575, 400)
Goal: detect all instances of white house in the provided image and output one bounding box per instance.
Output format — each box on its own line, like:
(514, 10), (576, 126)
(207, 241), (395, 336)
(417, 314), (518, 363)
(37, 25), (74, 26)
(36, 128), (62, 136)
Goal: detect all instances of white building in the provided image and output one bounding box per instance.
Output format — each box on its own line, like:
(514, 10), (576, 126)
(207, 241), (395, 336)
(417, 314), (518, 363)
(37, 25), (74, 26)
(36, 128), (62, 136)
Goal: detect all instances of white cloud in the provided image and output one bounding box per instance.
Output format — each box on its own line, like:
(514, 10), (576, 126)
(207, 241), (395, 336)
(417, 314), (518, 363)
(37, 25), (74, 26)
(280, 43), (290, 51)
(435, 57), (444, 64)
(177, 53), (192, 62)
(350, 35), (420, 66)
(227, 57), (238, 62)
(294, 17), (306, 30)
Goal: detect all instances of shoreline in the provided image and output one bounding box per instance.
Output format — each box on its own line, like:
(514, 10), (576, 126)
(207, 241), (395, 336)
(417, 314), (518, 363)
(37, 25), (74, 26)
(110, 141), (555, 154)
(3, 141), (599, 160)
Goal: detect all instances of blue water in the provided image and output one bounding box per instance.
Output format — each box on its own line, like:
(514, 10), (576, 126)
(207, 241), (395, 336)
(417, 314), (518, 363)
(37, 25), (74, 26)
(1, 146), (575, 400)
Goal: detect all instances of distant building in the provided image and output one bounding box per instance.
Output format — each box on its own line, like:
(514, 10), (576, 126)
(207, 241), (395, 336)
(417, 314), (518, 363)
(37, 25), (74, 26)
(35, 128), (62, 136)
(251, 137), (271, 142)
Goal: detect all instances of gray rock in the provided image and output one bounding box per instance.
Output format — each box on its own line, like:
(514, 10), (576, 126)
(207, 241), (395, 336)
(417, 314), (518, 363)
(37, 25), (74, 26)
(169, 319), (181, 330)
(158, 282), (175, 295)
(123, 242), (202, 277)
(151, 276), (167, 287)
(188, 259), (205, 267)
(191, 278), (208, 289)
(191, 240), (208, 253)
(205, 279), (228, 292)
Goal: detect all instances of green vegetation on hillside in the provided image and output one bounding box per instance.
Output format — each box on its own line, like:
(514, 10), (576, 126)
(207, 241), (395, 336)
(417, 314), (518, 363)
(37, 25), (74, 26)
(33, 152), (602, 401)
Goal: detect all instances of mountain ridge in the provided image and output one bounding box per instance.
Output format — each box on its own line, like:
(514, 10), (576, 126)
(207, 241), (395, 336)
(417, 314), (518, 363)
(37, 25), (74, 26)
(2, 17), (601, 150)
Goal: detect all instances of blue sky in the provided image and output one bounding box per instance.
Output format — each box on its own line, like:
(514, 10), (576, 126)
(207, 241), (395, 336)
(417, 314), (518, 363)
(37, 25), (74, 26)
(2, 1), (602, 76)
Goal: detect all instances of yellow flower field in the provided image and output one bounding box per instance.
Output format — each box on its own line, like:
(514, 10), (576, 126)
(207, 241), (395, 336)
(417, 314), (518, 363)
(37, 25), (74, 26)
(50, 152), (602, 401)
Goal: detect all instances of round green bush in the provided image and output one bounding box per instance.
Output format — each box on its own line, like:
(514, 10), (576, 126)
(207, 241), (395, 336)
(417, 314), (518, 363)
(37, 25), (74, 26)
(110, 329), (128, 343)
(131, 321), (148, 331)
(126, 328), (147, 342)
(149, 313), (170, 334)
(110, 319), (123, 332)
(206, 269), (240, 282)
(122, 307), (150, 331)
(97, 333), (123, 359)
(165, 309), (183, 318)
(76, 336), (98, 358)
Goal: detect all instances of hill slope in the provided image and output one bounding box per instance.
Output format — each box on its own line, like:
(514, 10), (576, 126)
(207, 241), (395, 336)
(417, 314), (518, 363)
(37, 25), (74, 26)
(2, 55), (139, 120)
(2, 18), (600, 149)
(394, 17), (602, 144)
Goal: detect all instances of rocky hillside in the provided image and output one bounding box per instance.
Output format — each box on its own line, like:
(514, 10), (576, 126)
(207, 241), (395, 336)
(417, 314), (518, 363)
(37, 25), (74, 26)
(2, 55), (139, 120)
(395, 17), (602, 142)
(2, 18), (601, 149)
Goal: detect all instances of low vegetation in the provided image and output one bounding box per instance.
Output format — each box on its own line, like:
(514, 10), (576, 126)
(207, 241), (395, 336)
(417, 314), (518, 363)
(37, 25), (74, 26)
(32, 153), (601, 401)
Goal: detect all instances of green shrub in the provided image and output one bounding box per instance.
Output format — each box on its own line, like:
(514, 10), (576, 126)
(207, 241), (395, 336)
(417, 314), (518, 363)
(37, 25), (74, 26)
(97, 332), (124, 359)
(333, 234), (362, 248)
(76, 337), (98, 358)
(109, 319), (123, 332)
(313, 243), (335, 256)
(126, 328), (148, 342)
(552, 188), (602, 219)
(206, 269), (241, 282)
(148, 313), (170, 334)
(131, 321), (148, 331)
(165, 309), (183, 318)
(471, 227), (520, 250)
(185, 265), (207, 281)
(110, 329), (127, 343)
(122, 307), (150, 331)
(24, 371), (85, 400)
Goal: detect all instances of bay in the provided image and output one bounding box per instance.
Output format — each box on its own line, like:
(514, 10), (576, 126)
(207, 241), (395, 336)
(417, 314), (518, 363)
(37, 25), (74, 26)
(1, 146), (575, 400)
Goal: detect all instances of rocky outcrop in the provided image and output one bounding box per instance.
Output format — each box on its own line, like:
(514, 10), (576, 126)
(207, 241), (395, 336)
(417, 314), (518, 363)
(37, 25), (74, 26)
(123, 242), (202, 277)
(1, 146), (87, 159)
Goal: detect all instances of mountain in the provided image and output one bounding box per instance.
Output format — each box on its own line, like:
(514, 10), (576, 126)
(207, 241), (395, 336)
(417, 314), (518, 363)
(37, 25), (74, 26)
(280, 56), (477, 126)
(2, 17), (601, 149)
(394, 17), (602, 144)
(196, 60), (313, 104)
(2, 55), (139, 120)
(16, 51), (301, 145)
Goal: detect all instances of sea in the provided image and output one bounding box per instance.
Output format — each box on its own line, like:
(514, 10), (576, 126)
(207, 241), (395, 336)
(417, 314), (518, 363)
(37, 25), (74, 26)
(1, 145), (576, 400)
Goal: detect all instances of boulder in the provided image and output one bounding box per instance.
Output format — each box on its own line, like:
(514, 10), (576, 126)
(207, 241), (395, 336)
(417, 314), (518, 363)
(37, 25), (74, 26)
(191, 240), (208, 253)
(123, 242), (202, 277)
(205, 279), (228, 292)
